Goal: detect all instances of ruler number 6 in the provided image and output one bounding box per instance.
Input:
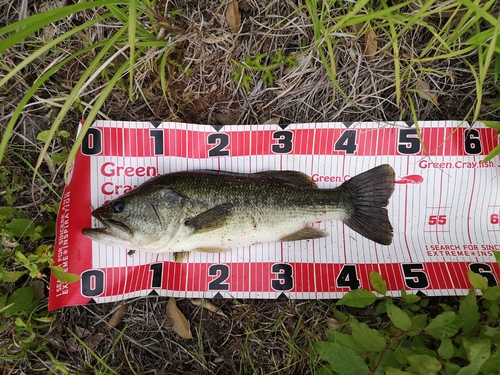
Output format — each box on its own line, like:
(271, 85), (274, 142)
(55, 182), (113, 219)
(469, 263), (498, 287)
(464, 129), (482, 155)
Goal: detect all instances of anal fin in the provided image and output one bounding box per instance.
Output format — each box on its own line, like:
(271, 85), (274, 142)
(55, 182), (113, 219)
(174, 251), (189, 263)
(280, 226), (329, 242)
(195, 246), (230, 253)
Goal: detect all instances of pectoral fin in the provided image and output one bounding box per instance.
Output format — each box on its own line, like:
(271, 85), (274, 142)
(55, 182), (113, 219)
(185, 203), (233, 234)
(280, 226), (329, 241)
(253, 171), (317, 188)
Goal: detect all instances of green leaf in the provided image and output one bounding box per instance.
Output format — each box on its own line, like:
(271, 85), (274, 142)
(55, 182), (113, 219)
(483, 285), (500, 301)
(4, 287), (34, 317)
(492, 248), (500, 267)
(350, 317), (386, 352)
(325, 329), (364, 354)
(385, 368), (413, 375)
(37, 130), (50, 142)
(386, 299), (412, 330)
(50, 266), (81, 284)
(481, 120), (500, 131)
(369, 271), (387, 295)
(401, 289), (421, 303)
(50, 154), (65, 165)
(315, 342), (370, 375)
(336, 289), (377, 308)
(438, 336), (454, 359)
(0, 207), (15, 220)
(482, 325), (500, 337)
(459, 289), (480, 334)
(457, 338), (491, 375)
(0, 294), (7, 309)
(480, 348), (500, 374)
(467, 270), (488, 292)
(425, 311), (462, 339)
(0, 268), (26, 282)
(39, 221), (56, 237)
(5, 219), (36, 237)
(406, 354), (441, 375)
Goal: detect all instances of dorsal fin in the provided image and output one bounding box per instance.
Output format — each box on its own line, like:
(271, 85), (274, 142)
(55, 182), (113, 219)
(253, 171), (317, 188)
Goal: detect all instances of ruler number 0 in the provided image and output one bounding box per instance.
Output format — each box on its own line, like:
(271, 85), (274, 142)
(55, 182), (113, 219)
(469, 263), (498, 287)
(81, 269), (105, 297)
(402, 264), (429, 289)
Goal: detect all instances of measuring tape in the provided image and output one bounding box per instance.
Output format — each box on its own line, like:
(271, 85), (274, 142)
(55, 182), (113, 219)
(49, 121), (500, 309)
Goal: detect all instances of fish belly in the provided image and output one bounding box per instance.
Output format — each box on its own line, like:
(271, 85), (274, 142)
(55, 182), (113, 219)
(165, 207), (346, 253)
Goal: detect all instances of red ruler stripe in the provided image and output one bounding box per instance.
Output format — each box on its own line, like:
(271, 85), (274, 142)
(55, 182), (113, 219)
(91, 127), (498, 158)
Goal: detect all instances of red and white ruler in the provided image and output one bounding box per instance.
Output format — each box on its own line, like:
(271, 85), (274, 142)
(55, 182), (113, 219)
(49, 121), (500, 309)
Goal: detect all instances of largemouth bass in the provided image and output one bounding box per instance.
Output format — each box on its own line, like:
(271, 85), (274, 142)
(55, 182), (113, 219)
(83, 165), (395, 260)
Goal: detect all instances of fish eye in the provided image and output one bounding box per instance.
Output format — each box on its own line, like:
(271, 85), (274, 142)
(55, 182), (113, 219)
(112, 200), (125, 213)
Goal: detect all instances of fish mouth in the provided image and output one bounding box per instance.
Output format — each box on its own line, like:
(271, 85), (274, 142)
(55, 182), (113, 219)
(82, 214), (132, 240)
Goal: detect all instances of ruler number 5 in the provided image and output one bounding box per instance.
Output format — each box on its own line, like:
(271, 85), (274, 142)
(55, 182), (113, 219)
(402, 264), (429, 289)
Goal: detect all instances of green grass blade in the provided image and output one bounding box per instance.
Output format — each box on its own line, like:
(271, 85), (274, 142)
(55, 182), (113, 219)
(64, 47), (146, 178)
(34, 26), (129, 179)
(0, 39), (113, 167)
(483, 143), (500, 163)
(0, 0), (127, 52)
(0, 15), (110, 88)
(129, 0), (138, 101)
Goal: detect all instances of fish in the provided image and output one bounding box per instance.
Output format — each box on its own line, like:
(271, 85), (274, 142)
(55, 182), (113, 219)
(82, 164), (395, 261)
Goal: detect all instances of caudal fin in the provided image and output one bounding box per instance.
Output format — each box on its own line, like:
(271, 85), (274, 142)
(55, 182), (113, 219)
(339, 164), (395, 245)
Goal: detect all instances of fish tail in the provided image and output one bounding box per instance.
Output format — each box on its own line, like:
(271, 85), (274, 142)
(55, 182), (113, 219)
(338, 164), (395, 245)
